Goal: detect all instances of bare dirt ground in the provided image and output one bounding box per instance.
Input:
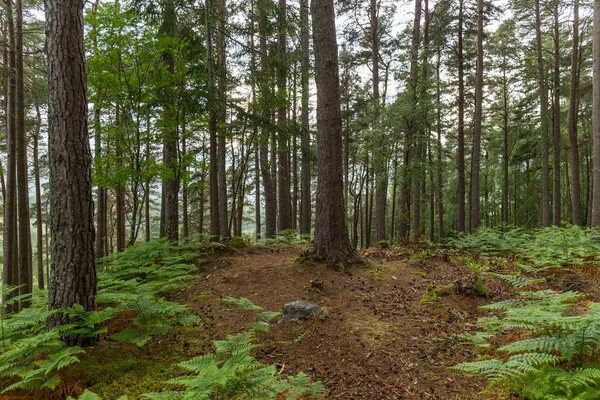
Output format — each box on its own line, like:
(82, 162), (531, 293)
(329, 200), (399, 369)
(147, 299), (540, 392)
(180, 245), (493, 399)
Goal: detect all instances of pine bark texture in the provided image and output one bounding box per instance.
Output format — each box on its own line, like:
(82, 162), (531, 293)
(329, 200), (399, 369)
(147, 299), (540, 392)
(535, 0), (550, 227)
(46, 0), (97, 327)
(568, 0), (582, 225)
(469, 0), (484, 233)
(457, 0), (465, 233)
(300, 0), (311, 235)
(592, 0), (600, 226)
(553, 2), (561, 225)
(311, 0), (358, 262)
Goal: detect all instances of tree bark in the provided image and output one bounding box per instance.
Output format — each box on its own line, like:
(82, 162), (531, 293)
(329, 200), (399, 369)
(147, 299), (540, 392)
(457, 0), (465, 233)
(300, 0), (311, 235)
(46, 0), (97, 330)
(277, 0), (292, 231)
(3, 0), (18, 313)
(217, 0), (229, 237)
(568, 0), (582, 225)
(553, 1), (561, 225)
(311, 0), (358, 262)
(469, 0), (484, 233)
(591, 0), (600, 226)
(409, 0), (421, 240)
(535, 0), (550, 227)
(33, 106), (44, 290)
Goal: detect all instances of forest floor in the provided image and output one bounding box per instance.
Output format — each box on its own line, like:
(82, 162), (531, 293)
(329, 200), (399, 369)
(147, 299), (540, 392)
(178, 244), (494, 399)
(10, 240), (598, 400)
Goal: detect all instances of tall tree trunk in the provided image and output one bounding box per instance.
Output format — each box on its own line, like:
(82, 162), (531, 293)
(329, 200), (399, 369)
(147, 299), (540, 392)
(372, 0), (386, 242)
(3, 0), (18, 313)
(553, 1), (561, 225)
(206, 0), (220, 238)
(457, 0), (465, 233)
(33, 106), (44, 290)
(259, 0), (277, 239)
(409, 0), (421, 240)
(300, 0), (311, 235)
(277, 0), (292, 231)
(161, 0), (179, 241)
(94, 107), (106, 256)
(16, 0), (31, 300)
(568, 0), (582, 225)
(311, 0), (358, 262)
(469, 0), (484, 233)
(46, 0), (97, 331)
(535, 0), (550, 227)
(502, 63), (510, 225)
(593, 0), (600, 226)
(436, 48), (444, 240)
(182, 127), (189, 237)
(115, 104), (126, 251)
(217, 0), (229, 237)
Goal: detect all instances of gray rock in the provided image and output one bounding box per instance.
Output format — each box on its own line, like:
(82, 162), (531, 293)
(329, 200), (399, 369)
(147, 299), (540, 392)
(279, 300), (321, 323)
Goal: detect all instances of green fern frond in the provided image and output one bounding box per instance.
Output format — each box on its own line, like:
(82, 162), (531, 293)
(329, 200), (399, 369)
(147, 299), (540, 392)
(221, 296), (263, 311)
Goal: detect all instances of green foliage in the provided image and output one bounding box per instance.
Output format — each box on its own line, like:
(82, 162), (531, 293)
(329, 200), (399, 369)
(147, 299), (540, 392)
(453, 290), (600, 398)
(0, 238), (212, 393)
(142, 297), (324, 400)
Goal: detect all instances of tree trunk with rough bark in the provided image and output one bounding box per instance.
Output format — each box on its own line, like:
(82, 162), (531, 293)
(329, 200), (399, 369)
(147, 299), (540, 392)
(311, 0), (358, 263)
(300, 0), (311, 235)
(592, 0), (600, 226)
(553, 1), (561, 225)
(33, 106), (44, 289)
(217, 0), (229, 238)
(469, 0), (484, 233)
(46, 0), (97, 331)
(568, 0), (582, 225)
(457, 0), (465, 233)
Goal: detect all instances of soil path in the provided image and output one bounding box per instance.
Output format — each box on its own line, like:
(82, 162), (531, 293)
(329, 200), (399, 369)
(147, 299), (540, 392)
(182, 246), (490, 399)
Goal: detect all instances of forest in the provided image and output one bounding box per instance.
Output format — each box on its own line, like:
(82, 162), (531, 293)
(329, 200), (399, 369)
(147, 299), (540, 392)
(1, 0), (600, 398)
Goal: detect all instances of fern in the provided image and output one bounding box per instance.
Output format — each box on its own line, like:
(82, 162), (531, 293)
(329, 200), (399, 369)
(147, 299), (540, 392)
(143, 297), (325, 400)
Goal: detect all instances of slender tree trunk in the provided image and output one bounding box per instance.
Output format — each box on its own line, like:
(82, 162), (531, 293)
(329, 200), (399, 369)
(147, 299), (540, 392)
(593, 0), (600, 226)
(33, 106), (44, 289)
(409, 0), (421, 240)
(503, 65), (510, 225)
(469, 0), (484, 233)
(277, 0), (292, 231)
(568, 0), (582, 225)
(182, 128), (189, 237)
(300, 0), (311, 235)
(535, 0), (550, 227)
(3, 0), (18, 313)
(115, 105), (126, 251)
(436, 48), (444, 240)
(311, 0), (358, 262)
(206, 0), (220, 238)
(457, 0), (465, 233)
(372, 0), (386, 242)
(553, 1), (562, 225)
(217, 0), (229, 237)
(161, 0), (179, 241)
(259, 0), (277, 238)
(46, 0), (97, 331)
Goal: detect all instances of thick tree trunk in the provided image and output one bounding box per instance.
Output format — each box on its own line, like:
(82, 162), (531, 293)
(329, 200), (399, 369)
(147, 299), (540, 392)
(457, 0), (465, 233)
(46, 0), (97, 330)
(535, 0), (550, 227)
(592, 0), (600, 226)
(469, 0), (484, 233)
(311, 0), (358, 263)
(553, 2), (561, 225)
(300, 0), (311, 235)
(568, 0), (582, 225)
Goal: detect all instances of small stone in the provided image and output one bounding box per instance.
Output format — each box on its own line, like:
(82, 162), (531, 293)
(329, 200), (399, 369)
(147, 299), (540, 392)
(279, 300), (321, 323)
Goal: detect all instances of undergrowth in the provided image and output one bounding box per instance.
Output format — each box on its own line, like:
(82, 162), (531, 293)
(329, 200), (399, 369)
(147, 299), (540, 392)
(0, 237), (217, 394)
(451, 227), (600, 399)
